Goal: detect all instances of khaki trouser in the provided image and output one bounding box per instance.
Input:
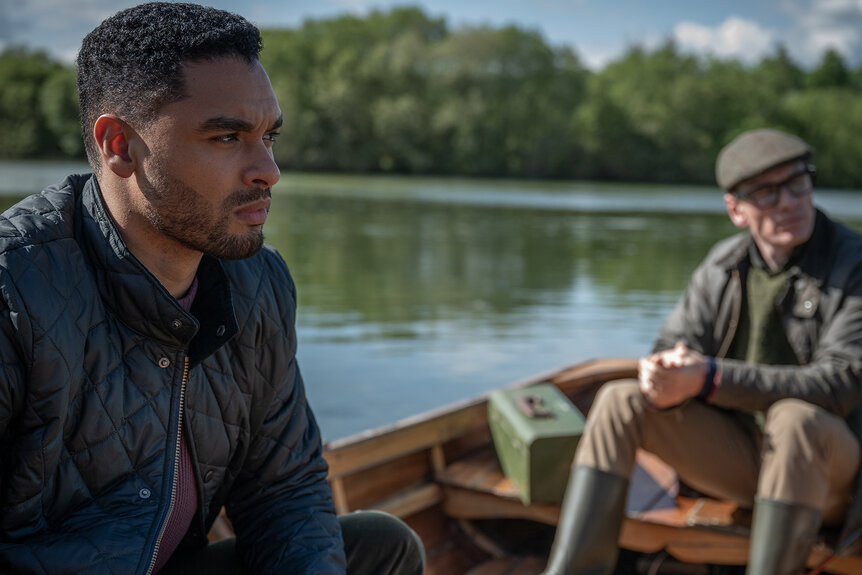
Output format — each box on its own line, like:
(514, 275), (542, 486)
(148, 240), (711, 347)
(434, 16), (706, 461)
(576, 380), (860, 524)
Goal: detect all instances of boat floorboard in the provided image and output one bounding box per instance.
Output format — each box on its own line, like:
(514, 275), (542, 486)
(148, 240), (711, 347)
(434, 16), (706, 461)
(434, 444), (862, 573)
(435, 445), (697, 526)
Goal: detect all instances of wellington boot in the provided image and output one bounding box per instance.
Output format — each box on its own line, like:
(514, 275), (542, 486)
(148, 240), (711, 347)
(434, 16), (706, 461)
(541, 465), (628, 575)
(745, 497), (821, 575)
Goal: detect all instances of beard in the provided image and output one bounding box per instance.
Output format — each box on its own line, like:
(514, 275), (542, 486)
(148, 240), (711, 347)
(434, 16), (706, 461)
(138, 159), (268, 260)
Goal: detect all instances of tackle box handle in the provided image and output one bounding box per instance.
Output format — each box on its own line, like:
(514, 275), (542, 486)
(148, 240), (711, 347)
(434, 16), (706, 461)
(517, 394), (554, 419)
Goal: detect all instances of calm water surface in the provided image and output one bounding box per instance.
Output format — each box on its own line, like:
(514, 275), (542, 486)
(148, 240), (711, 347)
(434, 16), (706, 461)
(4, 161), (862, 440)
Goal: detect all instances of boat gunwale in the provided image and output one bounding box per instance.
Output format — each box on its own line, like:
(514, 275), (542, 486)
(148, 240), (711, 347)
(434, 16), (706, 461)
(323, 357), (638, 479)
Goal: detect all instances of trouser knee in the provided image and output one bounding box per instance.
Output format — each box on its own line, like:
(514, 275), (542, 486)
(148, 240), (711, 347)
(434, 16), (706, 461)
(341, 510), (425, 575)
(584, 380), (643, 429)
(759, 398), (859, 515)
(762, 399), (835, 467)
(594, 379), (642, 409)
(575, 379), (643, 475)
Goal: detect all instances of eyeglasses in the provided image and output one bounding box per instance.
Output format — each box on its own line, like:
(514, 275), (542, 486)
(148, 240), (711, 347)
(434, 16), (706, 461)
(733, 165), (816, 209)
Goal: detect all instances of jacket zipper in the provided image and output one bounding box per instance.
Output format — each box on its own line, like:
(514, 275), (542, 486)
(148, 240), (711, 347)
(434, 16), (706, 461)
(145, 355), (190, 575)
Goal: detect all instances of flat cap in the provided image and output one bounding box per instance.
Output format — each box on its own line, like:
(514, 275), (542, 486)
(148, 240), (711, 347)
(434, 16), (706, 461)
(715, 129), (812, 191)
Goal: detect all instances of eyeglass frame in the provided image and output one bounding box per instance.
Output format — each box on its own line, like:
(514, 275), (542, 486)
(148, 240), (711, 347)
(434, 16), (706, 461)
(731, 164), (816, 209)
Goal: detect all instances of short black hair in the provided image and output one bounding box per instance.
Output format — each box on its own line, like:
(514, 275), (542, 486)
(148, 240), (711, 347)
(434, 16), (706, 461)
(76, 2), (263, 171)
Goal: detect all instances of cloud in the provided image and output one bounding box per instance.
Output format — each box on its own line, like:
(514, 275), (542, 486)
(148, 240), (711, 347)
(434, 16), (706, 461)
(779, 0), (862, 67)
(577, 44), (625, 71)
(0, 0), (137, 62)
(329, 0), (377, 11)
(670, 6), (862, 69)
(674, 17), (776, 65)
(577, 31), (664, 71)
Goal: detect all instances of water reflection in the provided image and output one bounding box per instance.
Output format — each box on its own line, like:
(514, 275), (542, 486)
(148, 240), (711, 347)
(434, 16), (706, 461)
(2, 165), (861, 440)
(268, 177), (861, 439)
(269, 182), (741, 439)
(270, 194), (737, 323)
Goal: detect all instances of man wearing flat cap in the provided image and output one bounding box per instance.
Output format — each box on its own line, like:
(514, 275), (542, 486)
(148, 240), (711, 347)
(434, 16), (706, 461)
(542, 128), (862, 575)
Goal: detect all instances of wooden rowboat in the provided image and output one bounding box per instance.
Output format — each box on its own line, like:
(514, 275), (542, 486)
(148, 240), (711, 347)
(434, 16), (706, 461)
(210, 358), (862, 574)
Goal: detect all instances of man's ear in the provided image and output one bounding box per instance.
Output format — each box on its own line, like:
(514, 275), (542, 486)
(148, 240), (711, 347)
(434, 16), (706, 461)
(93, 115), (137, 178)
(724, 193), (749, 229)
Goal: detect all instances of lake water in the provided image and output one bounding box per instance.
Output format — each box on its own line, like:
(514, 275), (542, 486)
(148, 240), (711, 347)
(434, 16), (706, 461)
(4, 160), (862, 441)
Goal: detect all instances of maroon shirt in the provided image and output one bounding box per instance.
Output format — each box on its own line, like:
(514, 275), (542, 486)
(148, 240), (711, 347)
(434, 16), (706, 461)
(153, 278), (200, 572)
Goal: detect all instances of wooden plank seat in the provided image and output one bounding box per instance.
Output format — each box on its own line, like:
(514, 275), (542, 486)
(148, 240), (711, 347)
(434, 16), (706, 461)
(435, 445), (862, 573)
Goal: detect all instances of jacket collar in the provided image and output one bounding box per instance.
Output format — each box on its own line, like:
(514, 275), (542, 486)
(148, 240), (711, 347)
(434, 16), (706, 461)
(75, 175), (238, 363)
(716, 208), (833, 284)
(788, 210), (833, 285)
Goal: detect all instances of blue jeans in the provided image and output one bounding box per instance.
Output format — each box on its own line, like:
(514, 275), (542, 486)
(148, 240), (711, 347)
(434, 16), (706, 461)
(160, 510), (425, 574)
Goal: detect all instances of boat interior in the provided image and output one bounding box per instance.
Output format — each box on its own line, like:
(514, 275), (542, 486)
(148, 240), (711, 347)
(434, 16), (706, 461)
(207, 358), (862, 574)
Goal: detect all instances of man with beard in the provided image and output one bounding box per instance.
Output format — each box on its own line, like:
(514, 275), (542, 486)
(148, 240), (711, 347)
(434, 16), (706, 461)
(542, 129), (862, 575)
(0, 3), (424, 574)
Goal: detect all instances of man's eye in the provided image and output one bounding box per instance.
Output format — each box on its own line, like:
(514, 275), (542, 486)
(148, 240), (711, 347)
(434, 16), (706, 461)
(753, 187), (777, 200)
(214, 134), (238, 143)
(265, 132), (280, 143)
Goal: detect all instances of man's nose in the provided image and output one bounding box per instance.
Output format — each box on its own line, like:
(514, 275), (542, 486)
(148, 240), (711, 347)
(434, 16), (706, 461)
(774, 185), (798, 208)
(244, 145), (280, 189)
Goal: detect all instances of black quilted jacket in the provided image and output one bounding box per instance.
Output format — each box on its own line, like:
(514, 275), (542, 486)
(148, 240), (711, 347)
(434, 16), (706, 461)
(0, 175), (346, 574)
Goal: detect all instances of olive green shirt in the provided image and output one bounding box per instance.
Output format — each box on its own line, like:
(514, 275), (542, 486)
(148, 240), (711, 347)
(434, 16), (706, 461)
(727, 267), (799, 367)
(726, 244), (802, 429)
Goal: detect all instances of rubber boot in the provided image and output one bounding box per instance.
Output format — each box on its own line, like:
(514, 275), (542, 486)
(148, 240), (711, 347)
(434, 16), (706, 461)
(541, 465), (628, 575)
(745, 497), (821, 575)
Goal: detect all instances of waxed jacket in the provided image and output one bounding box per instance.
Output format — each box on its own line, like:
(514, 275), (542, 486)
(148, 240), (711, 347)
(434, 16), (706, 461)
(0, 175), (346, 574)
(654, 209), (862, 545)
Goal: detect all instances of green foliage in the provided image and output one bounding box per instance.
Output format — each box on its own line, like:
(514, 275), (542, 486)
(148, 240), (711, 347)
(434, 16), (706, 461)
(808, 48), (850, 89)
(3, 8), (862, 188)
(756, 44), (805, 94)
(254, 14), (862, 187)
(0, 48), (68, 158)
(782, 89), (862, 188)
(39, 66), (82, 157)
(259, 9), (588, 178)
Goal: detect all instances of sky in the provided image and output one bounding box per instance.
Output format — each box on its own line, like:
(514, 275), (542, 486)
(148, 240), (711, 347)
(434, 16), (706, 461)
(2, 0), (862, 70)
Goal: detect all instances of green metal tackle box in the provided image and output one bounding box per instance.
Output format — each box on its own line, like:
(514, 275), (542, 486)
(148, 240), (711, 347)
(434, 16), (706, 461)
(488, 383), (586, 505)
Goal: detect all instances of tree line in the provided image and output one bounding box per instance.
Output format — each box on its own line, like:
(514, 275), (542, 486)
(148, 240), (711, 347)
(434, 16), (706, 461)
(3, 7), (862, 188)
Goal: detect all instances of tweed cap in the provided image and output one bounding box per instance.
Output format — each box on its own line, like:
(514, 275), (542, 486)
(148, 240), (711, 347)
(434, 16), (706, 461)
(715, 129), (812, 191)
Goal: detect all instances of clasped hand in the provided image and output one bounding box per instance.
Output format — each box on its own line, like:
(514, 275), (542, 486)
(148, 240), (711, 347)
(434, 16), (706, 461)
(638, 342), (707, 409)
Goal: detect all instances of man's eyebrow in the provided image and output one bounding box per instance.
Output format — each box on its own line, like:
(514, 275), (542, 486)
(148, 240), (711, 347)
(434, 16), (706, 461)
(196, 115), (283, 133)
(196, 117), (254, 133)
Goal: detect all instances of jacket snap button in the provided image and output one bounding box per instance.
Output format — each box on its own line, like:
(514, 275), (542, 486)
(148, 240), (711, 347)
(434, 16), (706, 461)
(158, 357), (171, 368)
(204, 470), (214, 482)
(139, 488), (151, 499)
(216, 325), (226, 337)
(171, 319), (183, 329)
